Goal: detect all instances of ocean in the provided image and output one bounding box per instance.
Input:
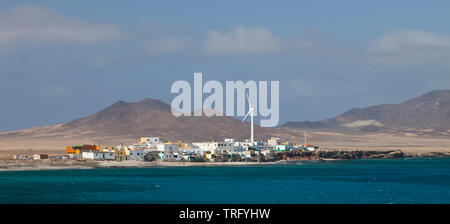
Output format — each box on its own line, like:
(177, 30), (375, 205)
(0, 158), (449, 204)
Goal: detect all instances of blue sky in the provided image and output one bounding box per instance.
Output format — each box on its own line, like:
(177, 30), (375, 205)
(0, 1), (450, 131)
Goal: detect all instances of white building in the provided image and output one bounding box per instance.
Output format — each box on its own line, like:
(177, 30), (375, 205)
(260, 149), (272, 157)
(217, 140), (245, 154)
(163, 152), (185, 161)
(183, 147), (203, 154)
(82, 152), (115, 160)
(244, 139), (256, 146)
(69, 153), (81, 159)
(275, 145), (287, 151)
(217, 141), (234, 152)
(129, 150), (146, 161)
(33, 154), (48, 160)
(192, 142), (217, 152)
(267, 137), (280, 147)
(154, 143), (180, 161)
(139, 137), (160, 147)
(156, 143), (179, 153)
(305, 146), (318, 151)
(241, 151), (253, 160)
(180, 155), (190, 161)
(13, 154), (29, 160)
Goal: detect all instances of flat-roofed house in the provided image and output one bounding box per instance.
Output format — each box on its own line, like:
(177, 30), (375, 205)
(129, 150), (145, 161)
(13, 154), (29, 160)
(82, 152), (115, 160)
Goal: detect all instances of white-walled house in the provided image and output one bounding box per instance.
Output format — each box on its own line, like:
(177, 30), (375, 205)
(129, 150), (145, 161)
(163, 152), (185, 161)
(217, 141), (234, 152)
(267, 137), (280, 147)
(13, 154), (29, 160)
(82, 152), (115, 160)
(217, 140), (247, 154)
(69, 153), (81, 159)
(156, 143), (179, 153)
(275, 145), (287, 151)
(183, 146), (203, 154)
(154, 143), (180, 161)
(33, 154), (48, 160)
(139, 137), (160, 148)
(192, 142), (218, 152)
(305, 146), (319, 151)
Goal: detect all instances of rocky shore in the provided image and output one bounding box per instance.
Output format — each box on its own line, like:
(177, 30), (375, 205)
(273, 149), (450, 161)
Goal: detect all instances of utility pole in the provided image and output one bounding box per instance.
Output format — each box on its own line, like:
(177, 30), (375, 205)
(304, 128), (307, 146)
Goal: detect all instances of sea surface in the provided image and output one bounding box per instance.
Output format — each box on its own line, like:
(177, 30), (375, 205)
(0, 158), (449, 204)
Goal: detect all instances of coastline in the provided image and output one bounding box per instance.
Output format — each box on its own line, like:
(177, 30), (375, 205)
(0, 160), (283, 172)
(1, 153), (449, 172)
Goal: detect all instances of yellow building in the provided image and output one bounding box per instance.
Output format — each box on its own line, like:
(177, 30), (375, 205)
(102, 146), (116, 153)
(115, 148), (130, 161)
(204, 151), (215, 161)
(139, 137), (148, 144)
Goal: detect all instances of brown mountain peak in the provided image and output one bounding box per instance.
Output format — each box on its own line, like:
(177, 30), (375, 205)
(282, 89), (450, 134)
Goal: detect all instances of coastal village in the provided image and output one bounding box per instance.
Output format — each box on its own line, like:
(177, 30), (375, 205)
(13, 136), (319, 163)
(11, 97), (321, 163)
(10, 87), (323, 163)
(9, 92), (438, 164)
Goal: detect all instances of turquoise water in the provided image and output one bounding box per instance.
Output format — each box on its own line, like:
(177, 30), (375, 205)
(0, 158), (449, 204)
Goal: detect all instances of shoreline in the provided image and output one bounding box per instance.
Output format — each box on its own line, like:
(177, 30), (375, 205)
(1, 155), (449, 172)
(0, 160), (285, 172)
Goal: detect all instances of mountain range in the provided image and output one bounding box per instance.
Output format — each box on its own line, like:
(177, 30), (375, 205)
(282, 89), (450, 136)
(0, 98), (286, 145)
(61, 98), (275, 141)
(0, 89), (448, 152)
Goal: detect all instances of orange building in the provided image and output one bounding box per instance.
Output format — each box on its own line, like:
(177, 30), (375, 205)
(66, 144), (100, 155)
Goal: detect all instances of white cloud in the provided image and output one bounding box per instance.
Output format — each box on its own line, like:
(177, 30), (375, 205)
(0, 5), (125, 50)
(204, 25), (283, 55)
(366, 30), (450, 64)
(144, 37), (190, 54)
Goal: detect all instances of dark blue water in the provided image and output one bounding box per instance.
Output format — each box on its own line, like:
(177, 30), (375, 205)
(0, 158), (449, 204)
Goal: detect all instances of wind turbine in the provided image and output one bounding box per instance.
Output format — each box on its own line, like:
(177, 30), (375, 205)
(242, 94), (254, 143)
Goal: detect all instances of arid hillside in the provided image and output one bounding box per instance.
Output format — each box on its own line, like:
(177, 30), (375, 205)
(283, 90), (450, 136)
(0, 92), (449, 156)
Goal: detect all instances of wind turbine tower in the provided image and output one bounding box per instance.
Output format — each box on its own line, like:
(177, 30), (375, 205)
(242, 94), (255, 143)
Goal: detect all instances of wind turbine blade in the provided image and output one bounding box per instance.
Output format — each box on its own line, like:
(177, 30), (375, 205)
(246, 93), (253, 108)
(242, 110), (251, 122)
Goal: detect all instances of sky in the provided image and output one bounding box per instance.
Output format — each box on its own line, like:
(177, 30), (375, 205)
(0, 1), (450, 131)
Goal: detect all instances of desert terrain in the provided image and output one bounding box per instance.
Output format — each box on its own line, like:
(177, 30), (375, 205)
(0, 127), (448, 158)
(1, 90), (449, 158)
